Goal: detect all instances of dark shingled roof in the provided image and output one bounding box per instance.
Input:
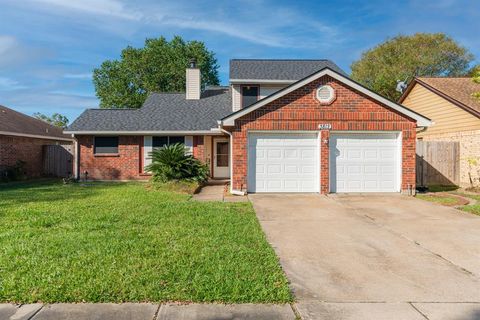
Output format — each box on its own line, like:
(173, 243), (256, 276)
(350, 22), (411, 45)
(229, 59), (347, 80)
(67, 88), (232, 132)
(0, 105), (71, 139)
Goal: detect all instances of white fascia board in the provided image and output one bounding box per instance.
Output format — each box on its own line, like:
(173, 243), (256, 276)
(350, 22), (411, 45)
(229, 79), (296, 84)
(222, 69), (432, 127)
(0, 131), (74, 142)
(63, 130), (225, 135)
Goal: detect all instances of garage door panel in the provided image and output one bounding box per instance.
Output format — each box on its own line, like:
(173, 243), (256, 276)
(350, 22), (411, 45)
(284, 149), (298, 159)
(330, 133), (400, 193)
(248, 133), (319, 193)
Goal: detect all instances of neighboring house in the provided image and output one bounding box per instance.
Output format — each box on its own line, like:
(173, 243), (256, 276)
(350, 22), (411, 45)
(400, 77), (480, 187)
(66, 59), (431, 194)
(0, 105), (74, 178)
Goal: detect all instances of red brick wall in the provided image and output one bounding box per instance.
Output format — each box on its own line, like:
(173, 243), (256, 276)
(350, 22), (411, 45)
(77, 135), (145, 180)
(228, 75), (417, 194)
(193, 136), (205, 162)
(0, 135), (70, 178)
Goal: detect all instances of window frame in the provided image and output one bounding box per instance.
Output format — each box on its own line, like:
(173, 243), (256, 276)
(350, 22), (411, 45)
(240, 85), (260, 108)
(94, 136), (119, 155)
(152, 136), (185, 149)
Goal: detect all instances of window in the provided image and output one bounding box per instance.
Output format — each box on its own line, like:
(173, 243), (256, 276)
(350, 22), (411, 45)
(216, 141), (229, 167)
(241, 85), (259, 108)
(316, 85), (335, 104)
(152, 136), (185, 148)
(94, 136), (118, 154)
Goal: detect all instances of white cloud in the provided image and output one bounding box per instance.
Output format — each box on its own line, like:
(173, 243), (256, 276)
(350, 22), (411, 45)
(0, 77), (27, 90)
(64, 73), (92, 79)
(18, 0), (340, 49)
(149, 2), (341, 49)
(29, 0), (141, 20)
(0, 35), (17, 55)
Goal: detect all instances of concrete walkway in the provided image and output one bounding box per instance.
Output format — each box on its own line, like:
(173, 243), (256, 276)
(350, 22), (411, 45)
(250, 193), (480, 320)
(0, 303), (296, 320)
(192, 180), (248, 202)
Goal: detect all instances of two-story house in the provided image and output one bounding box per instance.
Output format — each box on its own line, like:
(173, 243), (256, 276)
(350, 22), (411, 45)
(66, 59), (431, 194)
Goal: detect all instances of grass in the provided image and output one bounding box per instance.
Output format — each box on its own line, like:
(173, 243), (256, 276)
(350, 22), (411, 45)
(0, 180), (292, 303)
(425, 185), (459, 193)
(416, 194), (460, 206)
(149, 180), (202, 194)
(416, 186), (480, 216)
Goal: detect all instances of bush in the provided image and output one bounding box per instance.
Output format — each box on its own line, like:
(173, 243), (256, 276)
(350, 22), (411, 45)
(0, 160), (26, 182)
(145, 143), (209, 183)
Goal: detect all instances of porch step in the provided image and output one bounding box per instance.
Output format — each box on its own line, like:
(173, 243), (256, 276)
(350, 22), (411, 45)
(205, 179), (229, 186)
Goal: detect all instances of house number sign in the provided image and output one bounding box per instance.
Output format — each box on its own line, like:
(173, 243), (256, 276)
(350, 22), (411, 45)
(318, 123), (332, 130)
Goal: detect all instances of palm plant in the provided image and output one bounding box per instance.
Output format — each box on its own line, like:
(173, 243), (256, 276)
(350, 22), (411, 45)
(145, 143), (209, 183)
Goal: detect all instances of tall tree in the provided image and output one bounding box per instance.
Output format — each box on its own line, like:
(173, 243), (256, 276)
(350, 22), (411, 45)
(351, 33), (474, 101)
(472, 67), (480, 100)
(33, 113), (69, 128)
(93, 36), (219, 109)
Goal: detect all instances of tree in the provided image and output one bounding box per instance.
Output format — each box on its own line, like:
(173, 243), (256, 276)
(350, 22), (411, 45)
(33, 112), (69, 128)
(351, 33), (474, 101)
(471, 65), (480, 100)
(93, 36), (219, 109)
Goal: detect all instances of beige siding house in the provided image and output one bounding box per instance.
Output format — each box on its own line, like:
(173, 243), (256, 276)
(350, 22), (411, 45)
(400, 77), (480, 187)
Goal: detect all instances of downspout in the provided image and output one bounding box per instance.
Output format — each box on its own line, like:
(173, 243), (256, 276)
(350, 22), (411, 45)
(72, 134), (79, 180)
(217, 121), (246, 196)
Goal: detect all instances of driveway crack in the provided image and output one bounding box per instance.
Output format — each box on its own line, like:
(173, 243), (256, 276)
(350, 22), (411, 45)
(409, 302), (430, 319)
(337, 199), (477, 278)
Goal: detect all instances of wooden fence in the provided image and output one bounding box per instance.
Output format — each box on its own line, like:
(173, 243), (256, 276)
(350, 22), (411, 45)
(416, 140), (460, 187)
(43, 144), (74, 178)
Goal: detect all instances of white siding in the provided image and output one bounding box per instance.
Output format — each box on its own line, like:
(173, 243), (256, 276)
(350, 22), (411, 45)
(231, 84), (287, 111)
(260, 85), (285, 99)
(186, 68), (200, 100)
(184, 136), (193, 154)
(232, 85), (242, 111)
(143, 136), (153, 170)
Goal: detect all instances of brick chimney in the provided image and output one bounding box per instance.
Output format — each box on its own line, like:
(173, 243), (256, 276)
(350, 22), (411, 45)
(186, 59), (200, 100)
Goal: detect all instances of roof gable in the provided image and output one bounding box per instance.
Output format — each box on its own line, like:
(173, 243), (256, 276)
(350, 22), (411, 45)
(220, 68), (432, 127)
(399, 77), (480, 119)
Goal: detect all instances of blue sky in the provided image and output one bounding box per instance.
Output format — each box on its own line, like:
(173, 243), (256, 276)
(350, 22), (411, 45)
(1, 0), (479, 122)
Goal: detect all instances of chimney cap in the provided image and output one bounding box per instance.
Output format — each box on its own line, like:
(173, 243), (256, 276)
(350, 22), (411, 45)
(189, 58), (197, 68)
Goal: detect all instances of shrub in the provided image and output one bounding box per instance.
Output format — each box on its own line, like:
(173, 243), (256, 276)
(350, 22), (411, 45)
(0, 160), (26, 182)
(145, 143), (209, 183)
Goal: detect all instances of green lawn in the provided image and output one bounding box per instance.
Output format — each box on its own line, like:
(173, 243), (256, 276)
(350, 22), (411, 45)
(0, 180), (292, 303)
(416, 194), (460, 206)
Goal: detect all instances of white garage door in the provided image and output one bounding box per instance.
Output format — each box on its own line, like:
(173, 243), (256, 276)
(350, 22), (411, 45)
(330, 133), (400, 193)
(248, 133), (319, 193)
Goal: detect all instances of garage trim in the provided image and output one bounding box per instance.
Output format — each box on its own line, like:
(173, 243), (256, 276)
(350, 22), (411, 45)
(247, 131), (321, 193)
(329, 131), (402, 193)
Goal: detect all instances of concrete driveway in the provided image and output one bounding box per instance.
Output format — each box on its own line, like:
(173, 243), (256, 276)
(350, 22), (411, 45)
(249, 194), (480, 320)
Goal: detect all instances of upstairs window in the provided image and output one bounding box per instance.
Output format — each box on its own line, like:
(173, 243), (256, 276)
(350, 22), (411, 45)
(152, 136), (185, 148)
(241, 85), (259, 108)
(94, 136), (118, 154)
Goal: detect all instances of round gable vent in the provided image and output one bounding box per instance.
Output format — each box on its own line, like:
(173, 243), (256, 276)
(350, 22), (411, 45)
(316, 85), (335, 104)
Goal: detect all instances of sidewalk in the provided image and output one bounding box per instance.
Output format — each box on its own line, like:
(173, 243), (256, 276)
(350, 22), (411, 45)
(0, 303), (296, 320)
(192, 180), (248, 202)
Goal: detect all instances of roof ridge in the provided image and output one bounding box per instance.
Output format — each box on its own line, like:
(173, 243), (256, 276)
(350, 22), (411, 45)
(230, 58), (331, 62)
(418, 76), (473, 79)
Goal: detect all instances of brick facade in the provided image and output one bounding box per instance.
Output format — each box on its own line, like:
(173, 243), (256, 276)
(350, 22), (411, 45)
(77, 135), (145, 180)
(0, 134), (71, 178)
(228, 75), (417, 194)
(193, 136), (206, 162)
(77, 135), (212, 180)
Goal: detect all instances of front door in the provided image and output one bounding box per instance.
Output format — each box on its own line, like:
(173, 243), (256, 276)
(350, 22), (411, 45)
(213, 138), (230, 178)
